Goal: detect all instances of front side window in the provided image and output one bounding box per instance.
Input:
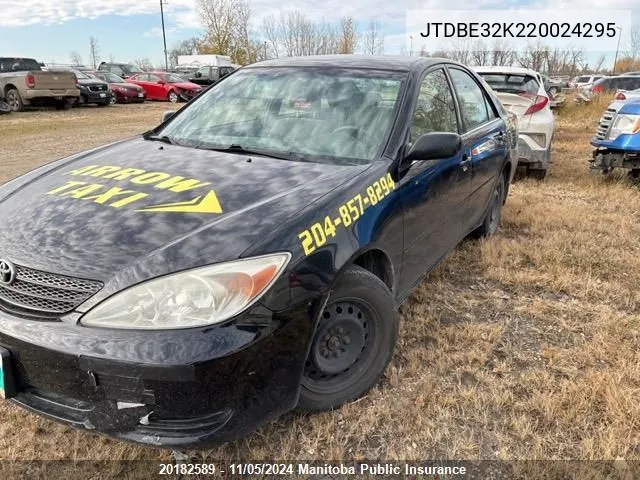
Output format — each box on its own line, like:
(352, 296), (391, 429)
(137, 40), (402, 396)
(411, 68), (458, 140)
(449, 68), (490, 131)
(155, 67), (406, 165)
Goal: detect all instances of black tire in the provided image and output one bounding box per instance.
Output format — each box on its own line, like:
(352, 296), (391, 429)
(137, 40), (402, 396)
(6, 89), (24, 112)
(96, 102), (109, 107)
(527, 168), (548, 180)
(472, 173), (505, 238)
(0, 99), (10, 114)
(298, 265), (398, 412)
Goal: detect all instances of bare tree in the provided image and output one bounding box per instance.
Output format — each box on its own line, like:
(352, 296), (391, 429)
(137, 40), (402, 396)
(338, 17), (357, 54)
(490, 40), (516, 66)
(262, 11), (340, 58)
(169, 37), (201, 67)
(69, 51), (83, 66)
(133, 58), (154, 71)
(592, 54), (606, 73)
(470, 40), (490, 66)
(362, 20), (384, 55)
(89, 37), (100, 69)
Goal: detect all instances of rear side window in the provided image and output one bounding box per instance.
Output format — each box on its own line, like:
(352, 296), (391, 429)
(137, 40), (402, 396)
(622, 77), (640, 90)
(410, 68), (458, 140)
(576, 76), (590, 82)
(449, 68), (491, 131)
(0, 58), (40, 72)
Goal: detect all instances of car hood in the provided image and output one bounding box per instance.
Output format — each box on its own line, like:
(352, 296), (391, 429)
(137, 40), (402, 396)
(0, 137), (366, 289)
(171, 81), (201, 90)
(77, 79), (108, 86)
(113, 82), (142, 90)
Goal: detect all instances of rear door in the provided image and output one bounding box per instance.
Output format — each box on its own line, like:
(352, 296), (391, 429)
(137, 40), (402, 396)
(398, 67), (472, 294)
(447, 67), (508, 229)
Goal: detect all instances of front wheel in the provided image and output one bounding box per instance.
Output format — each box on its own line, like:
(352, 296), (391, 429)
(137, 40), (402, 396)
(298, 265), (398, 412)
(168, 91), (179, 103)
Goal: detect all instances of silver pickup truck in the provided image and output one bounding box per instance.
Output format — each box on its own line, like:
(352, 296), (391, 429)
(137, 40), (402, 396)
(0, 57), (79, 111)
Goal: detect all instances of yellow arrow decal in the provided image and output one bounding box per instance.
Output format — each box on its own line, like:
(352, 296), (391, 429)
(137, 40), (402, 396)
(136, 190), (223, 214)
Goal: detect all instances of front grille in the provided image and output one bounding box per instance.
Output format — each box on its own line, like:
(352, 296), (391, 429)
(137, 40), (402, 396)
(0, 264), (102, 317)
(595, 108), (617, 140)
(88, 84), (108, 92)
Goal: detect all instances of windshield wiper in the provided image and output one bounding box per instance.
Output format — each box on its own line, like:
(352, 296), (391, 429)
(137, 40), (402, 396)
(145, 134), (178, 145)
(198, 144), (307, 162)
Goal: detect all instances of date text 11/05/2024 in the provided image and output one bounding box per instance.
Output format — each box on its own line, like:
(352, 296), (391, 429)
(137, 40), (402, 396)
(159, 462), (468, 476)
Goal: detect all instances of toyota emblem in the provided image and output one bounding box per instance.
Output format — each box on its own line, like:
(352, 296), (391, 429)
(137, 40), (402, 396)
(0, 259), (16, 286)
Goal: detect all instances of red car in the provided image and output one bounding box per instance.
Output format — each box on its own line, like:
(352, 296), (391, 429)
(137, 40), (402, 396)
(89, 72), (146, 104)
(127, 72), (202, 103)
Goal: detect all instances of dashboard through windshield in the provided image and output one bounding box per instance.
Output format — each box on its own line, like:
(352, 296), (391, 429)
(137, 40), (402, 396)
(155, 67), (406, 165)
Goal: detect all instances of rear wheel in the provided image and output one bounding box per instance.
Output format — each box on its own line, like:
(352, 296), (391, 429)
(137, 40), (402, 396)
(298, 265), (398, 412)
(6, 89), (24, 112)
(168, 91), (179, 103)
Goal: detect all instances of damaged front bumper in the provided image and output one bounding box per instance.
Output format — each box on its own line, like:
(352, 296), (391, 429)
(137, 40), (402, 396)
(590, 148), (640, 173)
(0, 302), (315, 448)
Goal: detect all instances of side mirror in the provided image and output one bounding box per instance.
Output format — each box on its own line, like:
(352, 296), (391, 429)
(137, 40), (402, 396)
(194, 72), (202, 78)
(157, 80), (166, 85)
(161, 110), (176, 122)
(404, 132), (462, 162)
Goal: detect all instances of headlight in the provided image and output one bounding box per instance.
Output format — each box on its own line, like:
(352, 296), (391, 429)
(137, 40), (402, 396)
(80, 253), (291, 330)
(608, 114), (640, 140)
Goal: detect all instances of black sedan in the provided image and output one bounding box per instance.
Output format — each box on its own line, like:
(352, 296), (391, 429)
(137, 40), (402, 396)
(0, 55), (517, 448)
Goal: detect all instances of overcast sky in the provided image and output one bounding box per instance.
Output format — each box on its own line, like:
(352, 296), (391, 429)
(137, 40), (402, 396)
(0, 0), (638, 67)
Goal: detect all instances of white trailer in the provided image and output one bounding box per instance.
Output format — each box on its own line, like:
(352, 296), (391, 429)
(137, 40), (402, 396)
(177, 55), (232, 67)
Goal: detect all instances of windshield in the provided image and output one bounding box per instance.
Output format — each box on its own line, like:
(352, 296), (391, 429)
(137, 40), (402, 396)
(73, 70), (90, 79)
(477, 73), (539, 95)
(155, 67), (405, 165)
(123, 65), (144, 74)
(103, 72), (125, 83)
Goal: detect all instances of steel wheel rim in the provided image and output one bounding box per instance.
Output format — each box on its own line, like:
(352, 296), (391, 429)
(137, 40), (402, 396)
(169, 92), (178, 103)
(488, 183), (503, 233)
(302, 298), (378, 394)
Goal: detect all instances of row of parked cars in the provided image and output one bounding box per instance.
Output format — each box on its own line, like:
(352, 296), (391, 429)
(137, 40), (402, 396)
(0, 57), (225, 112)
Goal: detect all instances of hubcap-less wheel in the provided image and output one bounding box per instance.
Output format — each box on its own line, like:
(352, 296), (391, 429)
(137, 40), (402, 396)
(168, 91), (179, 103)
(488, 182), (503, 235)
(6, 91), (20, 111)
(109, 95), (116, 105)
(303, 300), (376, 392)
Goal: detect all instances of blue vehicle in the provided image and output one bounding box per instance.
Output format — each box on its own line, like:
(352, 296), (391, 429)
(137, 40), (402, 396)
(590, 99), (640, 177)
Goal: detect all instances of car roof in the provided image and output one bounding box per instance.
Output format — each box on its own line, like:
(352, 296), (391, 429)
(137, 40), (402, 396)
(473, 65), (540, 77)
(246, 55), (452, 72)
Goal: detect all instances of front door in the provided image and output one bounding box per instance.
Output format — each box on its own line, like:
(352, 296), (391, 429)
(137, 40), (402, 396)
(447, 67), (508, 227)
(397, 67), (472, 295)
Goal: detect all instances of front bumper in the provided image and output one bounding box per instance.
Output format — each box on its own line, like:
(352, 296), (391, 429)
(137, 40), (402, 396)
(114, 90), (145, 103)
(0, 302), (316, 448)
(81, 89), (113, 104)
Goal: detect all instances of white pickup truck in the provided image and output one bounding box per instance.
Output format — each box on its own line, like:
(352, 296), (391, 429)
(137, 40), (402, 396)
(0, 57), (79, 111)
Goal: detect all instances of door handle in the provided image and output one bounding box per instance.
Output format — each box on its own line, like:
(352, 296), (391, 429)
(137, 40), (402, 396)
(459, 154), (472, 172)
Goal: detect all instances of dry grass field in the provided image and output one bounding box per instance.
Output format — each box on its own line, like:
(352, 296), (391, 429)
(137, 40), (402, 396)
(0, 98), (639, 475)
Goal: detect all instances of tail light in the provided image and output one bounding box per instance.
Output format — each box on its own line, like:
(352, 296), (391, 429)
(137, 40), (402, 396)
(591, 85), (604, 95)
(25, 74), (35, 89)
(519, 93), (549, 115)
(616, 92), (626, 100)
